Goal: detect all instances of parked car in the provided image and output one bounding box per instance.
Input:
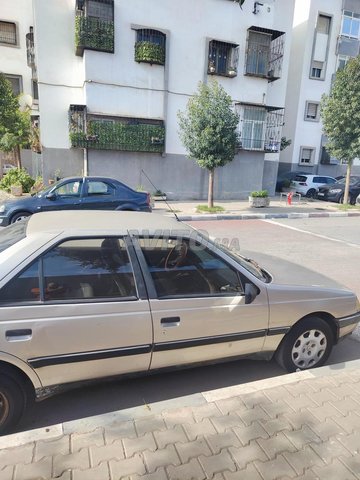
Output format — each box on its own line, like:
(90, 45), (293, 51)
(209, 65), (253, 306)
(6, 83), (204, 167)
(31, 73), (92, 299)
(275, 171), (308, 192)
(292, 174), (336, 198)
(0, 176), (151, 226)
(317, 176), (360, 204)
(2, 164), (16, 175)
(0, 210), (359, 432)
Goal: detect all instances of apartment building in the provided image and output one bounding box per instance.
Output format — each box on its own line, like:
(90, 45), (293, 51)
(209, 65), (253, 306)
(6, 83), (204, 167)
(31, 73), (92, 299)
(28, 0), (294, 198)
(279, 0), (360, 177)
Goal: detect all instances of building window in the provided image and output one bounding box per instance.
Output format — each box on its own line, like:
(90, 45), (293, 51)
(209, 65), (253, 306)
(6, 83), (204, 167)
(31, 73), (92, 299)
(305, 102), (320, 121)
(299, 147), (315, 165)
(317, 14), (331, 34)
(86, 0), (113, 21)
(208, 40), (239, 77)
(135, 29), (166, 65)
(337, 54), (350, 70)
(0, 21), (17, 45)
(311, 61), (323, 78)
(341, 10), (360, 38)
(309, 14), (331, 80)
(3, 74), (22, 96)
(32, 79), (39, 101)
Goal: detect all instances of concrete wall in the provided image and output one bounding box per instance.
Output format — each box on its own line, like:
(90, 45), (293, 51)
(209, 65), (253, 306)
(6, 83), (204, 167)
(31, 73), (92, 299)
(41, 147), (84, 181)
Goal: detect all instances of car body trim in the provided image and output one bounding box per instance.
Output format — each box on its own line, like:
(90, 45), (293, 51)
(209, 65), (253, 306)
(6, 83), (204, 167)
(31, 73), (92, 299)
(267, 326), (290, 336)
(28, 344), (152, 368)
(336, 311), (360, 328)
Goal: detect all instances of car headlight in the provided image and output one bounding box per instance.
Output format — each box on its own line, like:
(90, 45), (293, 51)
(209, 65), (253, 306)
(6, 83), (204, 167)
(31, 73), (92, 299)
(0, 205), (5, 213)
(329, 189), (342, 193)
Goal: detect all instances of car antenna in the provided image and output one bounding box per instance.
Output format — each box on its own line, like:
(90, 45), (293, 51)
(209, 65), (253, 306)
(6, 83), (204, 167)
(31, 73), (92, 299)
(141, 169), (180, 221)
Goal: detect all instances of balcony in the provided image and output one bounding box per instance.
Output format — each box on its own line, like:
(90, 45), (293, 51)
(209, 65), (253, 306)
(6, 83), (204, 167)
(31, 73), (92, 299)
(135, 29), (166, 65)
(208, 40), (239, 77)
(26, 30), (35, 68)
(69, 106), (165, 153)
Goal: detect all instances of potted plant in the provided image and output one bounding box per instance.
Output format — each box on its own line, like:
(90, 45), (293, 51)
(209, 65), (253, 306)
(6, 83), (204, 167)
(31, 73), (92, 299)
(249, 190), (270, 208)
(153, 189), (167, 201)
(10, 183), (23, 196)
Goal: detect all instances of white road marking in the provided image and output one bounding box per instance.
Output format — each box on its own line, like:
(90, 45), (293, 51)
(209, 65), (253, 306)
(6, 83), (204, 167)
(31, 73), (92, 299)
(264, 219), (360, 249)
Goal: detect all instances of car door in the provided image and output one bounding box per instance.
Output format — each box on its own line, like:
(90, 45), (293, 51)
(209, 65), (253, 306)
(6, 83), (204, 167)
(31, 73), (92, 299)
(40, 179), (83, 211)
(0, 236), (152, 387)
(81, 179), (119, 210)
(133, 236), (269, 370)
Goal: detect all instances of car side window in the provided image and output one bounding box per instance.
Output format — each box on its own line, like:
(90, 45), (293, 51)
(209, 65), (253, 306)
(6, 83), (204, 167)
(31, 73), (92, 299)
(0, 260), (40, 303)
(87, 181), (114, 196)
(54, 180), (82, 197)
(139, 238), (243, 298)
(42, 237), (137, 301)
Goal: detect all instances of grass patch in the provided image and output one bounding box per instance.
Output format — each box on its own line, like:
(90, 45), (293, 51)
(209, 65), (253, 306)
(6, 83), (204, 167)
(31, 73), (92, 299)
(196, 204), (225, 213)
(337, 204), (360, 211)
(166, 209), (181, 213)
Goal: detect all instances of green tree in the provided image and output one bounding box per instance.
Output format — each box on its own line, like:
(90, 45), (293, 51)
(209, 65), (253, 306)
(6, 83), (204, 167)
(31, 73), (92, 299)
(178, 81), (239, 208)
(321, 56), (360, 204)
(0, 73), (31, 171)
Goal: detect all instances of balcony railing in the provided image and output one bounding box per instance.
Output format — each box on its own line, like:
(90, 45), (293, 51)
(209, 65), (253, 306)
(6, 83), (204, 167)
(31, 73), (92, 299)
(75, 14), (114, 56)
(69, 107), (165, 153)
(26, 31), (35, 68)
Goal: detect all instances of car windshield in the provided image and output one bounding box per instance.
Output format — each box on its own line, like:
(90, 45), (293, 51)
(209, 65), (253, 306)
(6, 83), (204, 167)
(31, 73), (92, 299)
(0, 221), (28, 254)
(335, 177), (359, 186)
(201, 235), (271, 283)
(35, 179), (63, 197)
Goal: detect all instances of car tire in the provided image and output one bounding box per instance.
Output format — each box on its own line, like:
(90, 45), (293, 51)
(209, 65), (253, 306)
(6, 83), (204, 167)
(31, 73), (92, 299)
(275, 317), (334, 372)
(306, 188), (316, 198)
(0, 372), (27, 434)
(10, 212), (31, 224)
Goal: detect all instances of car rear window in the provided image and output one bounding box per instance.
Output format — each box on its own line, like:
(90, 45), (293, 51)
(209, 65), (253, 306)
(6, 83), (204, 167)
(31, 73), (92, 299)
(0, 220), (28, 254)
(294, 175), (307, 182)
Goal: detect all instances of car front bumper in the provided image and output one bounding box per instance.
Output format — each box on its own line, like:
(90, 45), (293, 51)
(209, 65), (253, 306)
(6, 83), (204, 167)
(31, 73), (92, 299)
(316, 191), (342, 202)
(336, 311), (360, 340)
(0, 216), (11, 227)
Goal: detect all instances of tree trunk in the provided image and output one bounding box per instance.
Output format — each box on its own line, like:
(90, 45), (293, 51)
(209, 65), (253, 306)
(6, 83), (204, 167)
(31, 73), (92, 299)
(14, 145), (21, 169)
(208, 168), (214, 208)
(343, 160), (352, 204)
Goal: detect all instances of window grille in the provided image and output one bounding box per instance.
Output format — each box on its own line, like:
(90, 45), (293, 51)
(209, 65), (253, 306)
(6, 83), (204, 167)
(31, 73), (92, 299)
(0, 21), (16, 45)
(208, 40), (239, 77)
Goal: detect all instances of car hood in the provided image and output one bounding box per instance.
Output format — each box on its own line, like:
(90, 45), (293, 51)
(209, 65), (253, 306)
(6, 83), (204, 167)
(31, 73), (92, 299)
(1, 196), (38, 210)
(318, 183), (344, 193)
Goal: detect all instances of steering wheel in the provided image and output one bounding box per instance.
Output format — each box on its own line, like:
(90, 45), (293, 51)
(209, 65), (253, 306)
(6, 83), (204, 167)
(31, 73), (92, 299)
(165, 242), (188, 270)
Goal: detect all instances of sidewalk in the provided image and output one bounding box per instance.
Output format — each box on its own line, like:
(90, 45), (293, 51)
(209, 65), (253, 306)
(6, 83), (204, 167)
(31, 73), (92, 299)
(2, 359), (360, 479)
(153, 197), (360, 221)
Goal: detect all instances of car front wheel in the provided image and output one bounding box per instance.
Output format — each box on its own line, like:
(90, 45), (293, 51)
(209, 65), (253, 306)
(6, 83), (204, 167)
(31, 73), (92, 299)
(0, 373), (27, 434)
(10, 212), (31, 223)
(306, 188), (316, 198)
(275, 317), (334, 372)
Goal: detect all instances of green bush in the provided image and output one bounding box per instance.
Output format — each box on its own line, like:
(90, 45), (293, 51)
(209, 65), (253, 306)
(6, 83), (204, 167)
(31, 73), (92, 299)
(0, 168), (35, 193)
(135, 41), (165, 65)
(250, 190), (269, 198)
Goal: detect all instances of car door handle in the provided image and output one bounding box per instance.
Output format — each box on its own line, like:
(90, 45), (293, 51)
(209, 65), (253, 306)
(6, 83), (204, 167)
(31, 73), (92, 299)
(5, 329), (32, 341)
(160, 317), (180, 327)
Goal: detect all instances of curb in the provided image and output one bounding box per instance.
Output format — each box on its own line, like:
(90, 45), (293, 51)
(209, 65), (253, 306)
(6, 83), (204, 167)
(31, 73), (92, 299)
(3, 358), (360, 449)
(178, 211), (360, 222)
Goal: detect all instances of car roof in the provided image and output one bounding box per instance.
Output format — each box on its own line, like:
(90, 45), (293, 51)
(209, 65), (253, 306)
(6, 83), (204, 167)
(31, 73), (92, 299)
(26, 211), (191, 236)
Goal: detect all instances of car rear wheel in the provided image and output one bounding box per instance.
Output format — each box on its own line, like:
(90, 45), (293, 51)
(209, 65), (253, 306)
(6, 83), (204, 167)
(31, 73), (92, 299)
(10, 212), (31, 223)
(275, 317), (334, 372)
(306, 188), (316, 198)
(0, 373), (27, 434)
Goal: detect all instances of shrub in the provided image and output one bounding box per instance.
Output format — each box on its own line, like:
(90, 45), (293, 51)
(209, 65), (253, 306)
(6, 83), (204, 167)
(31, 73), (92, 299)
(0, 168), (35, 193)
(250, 190), (269, 198)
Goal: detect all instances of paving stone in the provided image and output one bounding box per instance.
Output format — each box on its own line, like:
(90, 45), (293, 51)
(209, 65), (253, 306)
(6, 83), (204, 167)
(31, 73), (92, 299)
(183, 418), (217, 441)
(333, 412), (360, 434)
(198, 449), (236, 477)
(154, 425), (187, 449)
(14, 457), (52, 480)
(0, 466), (14, 480)
(72, 461), (110, 480)
(310, 388), (340, 406)
(175, 438), (212, 463)
(283, 411), (318, 430)
(163, 407), (195, 427)
(211, 414), (244, 433)
(337, 431), (360, 455)
(303, 376), (339, 392)
(283, 425), (321, 449)
(254, 456), (296, 480)
(104, 421), (137, 444)
(123, 432), (156, 458)
(339, 453), (360, 479)
(223, 463), (263, 480)
(90, 439), (124, 466)
(307, 403), (343, 422)
(135, 415), (167, 436)
(35, 435), (70, 461)
(229, 441), (268, 470)
(308, 418), (345, 441)
(109, 454), (146, 478)
(312, 458), (357, 480)
(130, 467), (168, 480)
(51, 472), (71, 480)
(237, 406), (270, 426)
(261, 400), (294, 418)
(265, 385), (294, 403)
(192, 402), (222, 422)
(71, 428), (104, 453)
(284, 381), (316, 397)
(241, 391), (272, 409)
(215, 397), (245, 415)
(0, 443), (34, 469)
(257, 432), (296, 459)
(53, 448), (90, 478)
(330, 397), (360, 416)
(310, 438), (353, 464)
(206, 430), (241, 454)
(143, 444), (180, 473)
(282, 446), (324, 475)
(327, 384), (359, 400)
(283, 394), (318, 411)
(233, 421), (269, 445)
(167, 458), (206, 480)
(259, 417), (290, 436)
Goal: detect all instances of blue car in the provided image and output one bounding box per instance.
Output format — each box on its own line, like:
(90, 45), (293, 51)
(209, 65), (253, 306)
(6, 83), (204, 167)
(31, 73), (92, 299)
(0, 176), (151, 226)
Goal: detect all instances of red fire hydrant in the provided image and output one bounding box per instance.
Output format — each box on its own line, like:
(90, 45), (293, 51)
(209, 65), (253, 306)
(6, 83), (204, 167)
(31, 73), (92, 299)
(287, 192), (293, 205)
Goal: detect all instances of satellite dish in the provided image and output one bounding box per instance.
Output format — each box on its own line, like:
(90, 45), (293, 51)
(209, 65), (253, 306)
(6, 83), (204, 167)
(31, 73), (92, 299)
(18, 94), (33, 111)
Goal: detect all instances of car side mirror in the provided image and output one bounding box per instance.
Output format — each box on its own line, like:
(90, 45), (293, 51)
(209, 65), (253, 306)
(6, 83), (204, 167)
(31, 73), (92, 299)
(244, 283), (258, 304)
(45, 192), (56, 201)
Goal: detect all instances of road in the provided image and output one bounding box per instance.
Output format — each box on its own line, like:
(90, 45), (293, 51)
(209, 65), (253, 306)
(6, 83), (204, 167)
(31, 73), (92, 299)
(16, 216), (360, 433)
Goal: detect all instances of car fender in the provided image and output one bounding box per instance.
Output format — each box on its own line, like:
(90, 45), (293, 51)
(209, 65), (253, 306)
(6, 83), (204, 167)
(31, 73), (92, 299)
(0, 350), (42, 390)
(115, 203), (138, 211)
